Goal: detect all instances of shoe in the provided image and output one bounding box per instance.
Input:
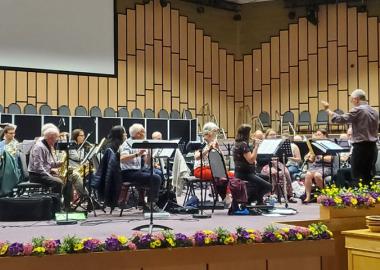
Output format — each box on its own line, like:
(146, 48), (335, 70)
(288, 197), (297, 203)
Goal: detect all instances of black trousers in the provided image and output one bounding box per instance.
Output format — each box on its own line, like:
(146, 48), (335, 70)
(235, 171), (272, 204)
(334, 167), (354, 188)
(351, 142), (378, 185)
(121, 169), (161, 202)
(29, 172), (63, 194)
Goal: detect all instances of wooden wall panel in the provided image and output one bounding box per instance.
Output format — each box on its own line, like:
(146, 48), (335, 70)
(108, 78), (117, 109)
(369, 62), (379, 106)
(196, 29), (204, 72)
(180, 60), (188, 103)
(137, 50), (145, 94)
(179, 16), (188, 60)
(219, 91), (227, 130)
(368, 17), (378, 62)
(78, 76), (88, 108)
(358, 12), (368, 57)
(171, 53), (179, 97)
(98, 78), (108, 110)
(358, 56), (368, 91)
(318, 5), (327, 48)
(188, 23), (196, 66)
(318, 48), (328, 91)
(348, 7), (357, 51)
(299, 61), (308, 103)
(196, 73), (204, 114)
(327, 4), (337, 41)
(68, 75), (78, 111)
(204, 36), (212, 78)
(154, 40), (163, 84)
(328, 85), (338, 110)
(253, 91), (261, 117)
(154, 85), (162, 113)
(136, 6), (144, 50)
(88, 77), (98, 109)
(235, 61), (243, 102)
(289, 24), (298, 66)
(127, 55), (136, 101)
(243, 55), (252, 96)
(126, 11), (136, 55)
(118, 14), (127, 60)
(145, 45), (153, 90)
(280, 73), (289, 113)
(262, 85), (270, 117)
(0, 71), (4, 106)
(163, 47), (171, 91)
(162, 5), (171, 47)
(36, 73), (46, 103)
(328, 41), (338, 85)
(117, 61), (126, 107)
(58, 74), (68, 108)
(271, 37), (280, 78)
(289, 67), (299, 109)
(188, 66), (196, 109)
(338, 90), (348, 112)
(227, 55), (234, 96)
(348, 51), (358, 90)
(212, 85), (220, 122)
(338, 3), (347, 46)
(212, 42), (219, 84)
(153, 0), (162, 40)
(145, 1), (154, 45)
(262, 43), (270, 84)
(219, 50), (227, 90)
(298, 18), (308, 60)
(252, 49), (261, 90)
(227, 96), (235, 137)
(280, 31), (289, 72)
(171, 9), (179, 53)
(16, 72), (27, 103)
(338, 47), (348, 90)
(308, 55), (318, 97)
(271, 79), (280, 119)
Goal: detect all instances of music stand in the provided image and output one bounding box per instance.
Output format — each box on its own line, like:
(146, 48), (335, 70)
(130, 140), (178, 233)
(311, 140), (345, 179)
(275, 139), (293, 208)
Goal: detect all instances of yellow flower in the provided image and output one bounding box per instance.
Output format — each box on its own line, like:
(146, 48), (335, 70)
(377, 197), (380, 202)
(296, 233), (303, 240)
(246, 229), (255, 233)
(275, 234), (283, 240)
(74, 243), (84, 251)
(246, 239), (253, 244)
(334, 197), (343, 204)
(327, 230), (333, 237)
(224, 236), (235, 245)
(33, 247), (46, 253)
(0, 244), (8, 255)
(249, 234), (256, 240)
(282, 228), (289, 233)
(167, 238), (176, 247)
(204, 238), (211, 244)
(150, 242), (156, 249)
(154, 240), (161, 247)
(117, 236), (127, 245)
(203, 230), (213, 235)
(350, 198), (358, 205)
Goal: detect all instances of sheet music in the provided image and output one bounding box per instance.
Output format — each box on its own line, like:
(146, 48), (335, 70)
(257, 139), (283, 155)
(312, 140), (344, 154)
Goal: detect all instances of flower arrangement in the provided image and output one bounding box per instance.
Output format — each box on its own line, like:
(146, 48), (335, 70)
(0, 223), (332, 258)
(317, 182), (380, 208)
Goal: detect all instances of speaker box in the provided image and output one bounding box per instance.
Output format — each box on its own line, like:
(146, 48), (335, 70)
(0, 195), (58, 221)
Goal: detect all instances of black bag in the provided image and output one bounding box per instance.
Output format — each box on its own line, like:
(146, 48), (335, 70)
(0, 195), (57, 221)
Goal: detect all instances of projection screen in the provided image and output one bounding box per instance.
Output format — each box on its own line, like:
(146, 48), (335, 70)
(0, 0), (116, 76)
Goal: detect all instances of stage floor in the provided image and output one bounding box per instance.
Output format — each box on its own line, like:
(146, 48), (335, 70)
(0, 200), (320, 242)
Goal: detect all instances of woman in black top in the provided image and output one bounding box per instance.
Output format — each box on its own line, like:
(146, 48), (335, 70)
(233, 124), (272, 205)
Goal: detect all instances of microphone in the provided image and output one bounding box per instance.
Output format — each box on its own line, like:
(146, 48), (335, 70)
(62, 118), (66, 127)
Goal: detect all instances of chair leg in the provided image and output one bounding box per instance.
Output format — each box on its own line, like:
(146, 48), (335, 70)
(119, 185), (130, 217)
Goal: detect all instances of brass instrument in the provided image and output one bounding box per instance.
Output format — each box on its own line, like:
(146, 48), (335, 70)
(305, 139), (316, 162)
(74, 138), (106, 178)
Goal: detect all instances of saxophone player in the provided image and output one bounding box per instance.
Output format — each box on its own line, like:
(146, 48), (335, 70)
(68, 129), (91, 196)
(28, 125), (63, 194)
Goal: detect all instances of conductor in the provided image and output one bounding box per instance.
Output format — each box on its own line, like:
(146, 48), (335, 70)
(321, 89), (379, 185)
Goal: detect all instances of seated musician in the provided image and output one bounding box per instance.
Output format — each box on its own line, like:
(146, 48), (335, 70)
(334, 127), (354, 187)
(68, 129), (91, 196)
(303, 129), (333, 203)
(233, 124), (272, 205)
(103, 125), (127, 153)
(285, 134), (303, 180)
(119, 124), (162, 212)
(260, 129), (296, 203)
(193, 122), (221, 180)
(28, 125), (63, 194)
(151, 131), (165, 182)
(0, 124), (19, 157)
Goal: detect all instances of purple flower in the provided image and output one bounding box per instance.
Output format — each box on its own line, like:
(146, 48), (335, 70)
(105, 237), (120, 251)
(83, 239), (102, 252)
(8, 243), (23, 256)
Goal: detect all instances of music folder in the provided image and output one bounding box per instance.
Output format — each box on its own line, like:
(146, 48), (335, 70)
(311, 139), (345, 155)
(257, 139), (283, 158)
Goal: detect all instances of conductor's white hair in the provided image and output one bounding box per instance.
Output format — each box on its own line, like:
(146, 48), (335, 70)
(129, 123), (145, 138)
(202, 122), (219, 135)
(351, 89), (366, 100)
(43, 127), (59, 138)
(41, 123), (58, 135)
